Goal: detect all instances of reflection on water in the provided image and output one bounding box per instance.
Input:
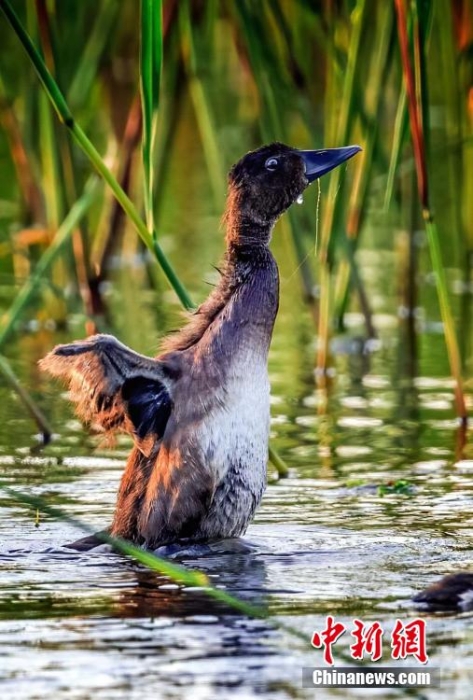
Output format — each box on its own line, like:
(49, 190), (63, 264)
(0, 235), (472, 698)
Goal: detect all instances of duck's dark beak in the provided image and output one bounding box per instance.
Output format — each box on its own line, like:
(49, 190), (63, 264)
(299, 145), (362, 183)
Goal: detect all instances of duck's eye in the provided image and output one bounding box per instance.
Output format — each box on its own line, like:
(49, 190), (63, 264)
(265, 157), (279, 171)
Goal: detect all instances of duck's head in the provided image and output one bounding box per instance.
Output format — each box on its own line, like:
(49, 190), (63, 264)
(226, 141), (361, 244)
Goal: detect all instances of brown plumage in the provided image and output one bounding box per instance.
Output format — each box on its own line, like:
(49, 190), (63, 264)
(39, 335), (175, 457)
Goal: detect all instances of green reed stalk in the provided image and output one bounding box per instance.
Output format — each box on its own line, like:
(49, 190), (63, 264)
(394, 0), (467, 423)
(39, 90), (62, 230)
(149, 53), (184, 223)
(268, 444), (289, 478)
(305, 6), (389, 170)
(90, 96), (142, 277)
(437, 0), (464, 267)
(36, 2), (71, 322)
(436, 0), (471, 368)
(0, 0), (193, 311)
(316, 0), (368, 376)
(74, 117), (193, 311)
(384, 85), (408, 212)
(141, 0), (162, 233)
(316, 263), (332, 384)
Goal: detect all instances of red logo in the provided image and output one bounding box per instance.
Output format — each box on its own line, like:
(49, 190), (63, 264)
(311, 615), (346, 666)
(311, 617), (428, 666)
(391, 618), (428, 664)
(350, 619), (384, 661)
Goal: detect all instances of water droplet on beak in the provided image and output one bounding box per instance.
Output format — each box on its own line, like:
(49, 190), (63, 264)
(297, 194), (304, 205)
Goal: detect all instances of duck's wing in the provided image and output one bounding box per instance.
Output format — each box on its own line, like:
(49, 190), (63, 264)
(40, 334), (178, 456)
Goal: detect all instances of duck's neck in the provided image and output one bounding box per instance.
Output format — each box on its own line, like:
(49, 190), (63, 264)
(159, 191), (276, 354)
(224, 188), (274, 250)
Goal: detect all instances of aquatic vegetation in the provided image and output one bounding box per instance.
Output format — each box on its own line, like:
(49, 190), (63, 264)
(377, 479), (414, 497)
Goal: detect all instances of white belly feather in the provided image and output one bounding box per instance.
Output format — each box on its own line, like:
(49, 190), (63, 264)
(198, 348), (270, 490)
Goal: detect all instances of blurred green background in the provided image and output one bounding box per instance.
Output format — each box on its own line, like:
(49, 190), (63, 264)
(0, 0), (472, 432)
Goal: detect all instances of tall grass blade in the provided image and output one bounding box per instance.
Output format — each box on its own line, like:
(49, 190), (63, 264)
(319, 0), (368, 266)
(90, 96), (142, 279)
(383, 86), (408, 212)
(437, 0), (464, 268)
(141, 0), (162, 232)
(38, 90), (62, 229)
(268, 445), (289, 478)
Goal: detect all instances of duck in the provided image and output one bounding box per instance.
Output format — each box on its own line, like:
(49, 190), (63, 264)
(413, 572), (473, 612)
(40, 142), (361, 551)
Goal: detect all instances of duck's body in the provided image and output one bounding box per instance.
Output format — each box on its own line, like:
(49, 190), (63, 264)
(40, 142), (359, 549)
(109, 244), (278, 547)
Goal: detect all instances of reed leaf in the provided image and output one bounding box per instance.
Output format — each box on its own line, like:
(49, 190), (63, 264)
(383, 85), (408, 212)
(319, 0), (368, 266)
(141, 0), (162, 233)
(436, 0), (464, 262)
(268, 444), (289, 478)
